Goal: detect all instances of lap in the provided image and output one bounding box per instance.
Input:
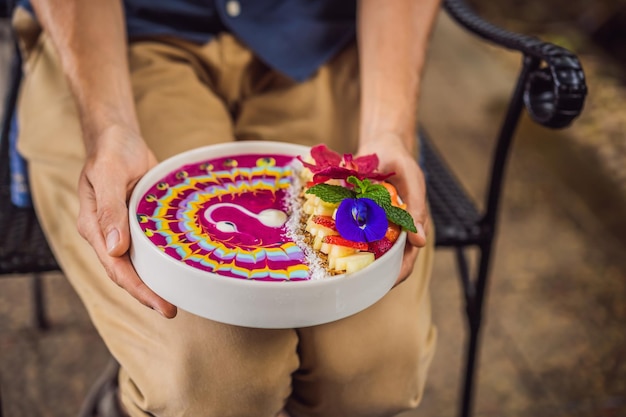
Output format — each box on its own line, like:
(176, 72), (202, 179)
(16, 19), (298, 417)
(14, 14), (435, 416)
(290, 236), (437, 417)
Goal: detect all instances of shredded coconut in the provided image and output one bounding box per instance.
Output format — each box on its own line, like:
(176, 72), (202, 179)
(283, 161), (329, 280)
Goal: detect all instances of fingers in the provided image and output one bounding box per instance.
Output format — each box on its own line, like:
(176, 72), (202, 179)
(386, 157), (429, 284)
(103, 253), (178, 319)
(76, 163), (129, 255)
(393, 171), (428, 249)
(358, 134), (430, 285)
(369, 140), (429, 248)
(394, 244), (419, 286)
(92, 168), (133, 257)
(77, 169), (128, 255)
(77, 174), (177, 318)
(407, 213), (428, 249)
(392, 180), (428, 284)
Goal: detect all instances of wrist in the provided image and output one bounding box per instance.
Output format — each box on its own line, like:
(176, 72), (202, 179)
(83, 122), (143, 156)
(358, 130), (415, 156)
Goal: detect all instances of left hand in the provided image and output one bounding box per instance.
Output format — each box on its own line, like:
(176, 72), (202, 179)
(358, 133), (429, 285)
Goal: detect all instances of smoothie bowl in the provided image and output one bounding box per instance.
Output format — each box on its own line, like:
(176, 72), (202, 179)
(129, 141), (410, 328)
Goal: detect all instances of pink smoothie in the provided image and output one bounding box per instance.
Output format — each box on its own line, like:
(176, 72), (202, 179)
(135, 154), (309, 281)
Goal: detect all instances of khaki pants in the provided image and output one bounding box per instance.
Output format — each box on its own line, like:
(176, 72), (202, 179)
(14, 9), (437, 417)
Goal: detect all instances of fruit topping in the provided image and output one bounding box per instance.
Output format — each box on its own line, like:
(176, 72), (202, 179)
(296, 144), (417, 275)
(368, 237), (395, 259)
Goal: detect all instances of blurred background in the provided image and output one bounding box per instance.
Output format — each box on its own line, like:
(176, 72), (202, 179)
(1, 1), (625, 416)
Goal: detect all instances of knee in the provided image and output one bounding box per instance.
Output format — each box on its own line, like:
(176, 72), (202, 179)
(290, 327), (437, 417)
(121, 353), (292, 417)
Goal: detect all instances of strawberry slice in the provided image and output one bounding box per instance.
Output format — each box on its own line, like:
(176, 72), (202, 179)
(322, 235), (369, 250)
(368, 237), (395, 259)
(311, 215), (337, 231)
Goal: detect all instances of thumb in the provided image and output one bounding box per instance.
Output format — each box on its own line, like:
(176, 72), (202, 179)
(408, 220), (428, 248)
(96, 182), (131, 257)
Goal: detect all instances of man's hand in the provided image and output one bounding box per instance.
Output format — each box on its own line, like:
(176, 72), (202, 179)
(29, 1), (176, 316)
(76, 125), (177, 318)
(357, 0), (439, 284)
(359, 133), (429, 285)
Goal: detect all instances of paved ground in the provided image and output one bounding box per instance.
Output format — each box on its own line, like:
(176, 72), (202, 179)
(1, 11), (625, 417)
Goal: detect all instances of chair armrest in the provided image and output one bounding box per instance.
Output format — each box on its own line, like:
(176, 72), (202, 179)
(443, 0), (587, 129)
(420, 130), (484, 247)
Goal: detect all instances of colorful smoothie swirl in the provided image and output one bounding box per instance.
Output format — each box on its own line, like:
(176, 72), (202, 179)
(136, 146), (414, 281)
(136, 154), (309, 281)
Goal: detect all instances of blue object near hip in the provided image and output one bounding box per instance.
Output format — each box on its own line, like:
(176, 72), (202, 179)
(9, 113), (32, 208)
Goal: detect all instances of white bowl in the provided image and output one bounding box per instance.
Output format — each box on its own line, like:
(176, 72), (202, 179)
(129, 141), (406, 328)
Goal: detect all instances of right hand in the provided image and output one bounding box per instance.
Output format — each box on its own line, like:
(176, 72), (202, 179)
(76, 125), (177, 318)
(358, 132), (429, 287)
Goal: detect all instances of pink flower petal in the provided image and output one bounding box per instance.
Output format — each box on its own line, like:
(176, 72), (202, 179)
(311, 167), (357, 184)
(296, 156), (319, 172)
(366, 171), (395, 182)
(311, 144), (342, 168)
(311, 167), (395, 184)
(296, 145), (343, 173)
(353, 154), (379, 174)
(300, 145), (394, 183)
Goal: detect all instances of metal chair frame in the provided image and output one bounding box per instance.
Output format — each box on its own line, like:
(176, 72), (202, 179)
(0, 43), (52, 330)
(0, 1), (587, 416)
(424, 2), (586, 416)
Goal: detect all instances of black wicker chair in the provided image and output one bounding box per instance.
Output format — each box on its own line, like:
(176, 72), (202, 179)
(426, 2), (585, 416)
(0, 1), (587, 416)
(0, 41), (58, 331)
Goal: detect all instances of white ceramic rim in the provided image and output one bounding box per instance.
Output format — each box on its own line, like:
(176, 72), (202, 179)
(128, 141), (406, 327)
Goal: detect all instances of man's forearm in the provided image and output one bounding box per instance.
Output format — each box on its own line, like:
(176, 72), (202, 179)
(30, 0), (139, 149)
(357, 0), (440, 150)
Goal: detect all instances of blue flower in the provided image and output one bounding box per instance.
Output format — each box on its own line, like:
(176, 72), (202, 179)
(335, 198), (388, 243)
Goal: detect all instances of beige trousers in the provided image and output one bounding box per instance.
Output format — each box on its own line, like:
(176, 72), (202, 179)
(14, 10), (437, 417)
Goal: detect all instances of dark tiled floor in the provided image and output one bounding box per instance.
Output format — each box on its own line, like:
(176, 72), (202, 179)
(2, 11), (626, 417)
(1, 273), (110, 416)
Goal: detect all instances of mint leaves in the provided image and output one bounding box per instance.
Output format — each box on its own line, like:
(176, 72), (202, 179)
(385, 206), (417, 233)
(305, 183), (356, 203)
(306, 176), (417, 233)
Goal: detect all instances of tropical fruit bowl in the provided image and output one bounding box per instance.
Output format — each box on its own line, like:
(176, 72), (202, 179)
(128, 141), (409, 328)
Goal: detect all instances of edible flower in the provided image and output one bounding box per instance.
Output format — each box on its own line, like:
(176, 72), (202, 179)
(306, 175), (417, 234)
(297, 144), (393, 185)
(335, 198), (388, 243)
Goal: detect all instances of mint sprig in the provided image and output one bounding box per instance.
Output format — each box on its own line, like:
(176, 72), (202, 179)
(385, 205), (417, 233)
(306, 183), (356, 203)
(305, 176), (417, 233)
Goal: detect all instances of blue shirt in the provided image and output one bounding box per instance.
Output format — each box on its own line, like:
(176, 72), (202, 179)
(19, 0), (357, 82)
